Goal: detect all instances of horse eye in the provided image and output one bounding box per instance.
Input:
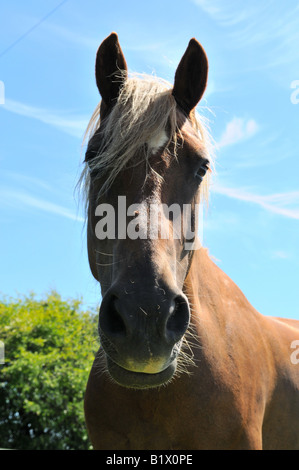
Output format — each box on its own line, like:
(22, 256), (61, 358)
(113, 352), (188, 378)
(195, 159), (210, 183)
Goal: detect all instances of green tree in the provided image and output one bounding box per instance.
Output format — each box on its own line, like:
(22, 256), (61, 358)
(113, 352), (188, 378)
(0, 292), (98, 449)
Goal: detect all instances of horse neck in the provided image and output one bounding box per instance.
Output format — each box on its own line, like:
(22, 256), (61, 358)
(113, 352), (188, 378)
(183, 247), (258, 332)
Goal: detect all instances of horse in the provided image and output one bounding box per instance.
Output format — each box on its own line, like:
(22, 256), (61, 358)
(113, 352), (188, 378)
(82, 32), (299, 450)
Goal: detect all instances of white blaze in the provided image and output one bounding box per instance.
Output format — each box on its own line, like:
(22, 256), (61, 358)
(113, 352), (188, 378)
(147, 130), (168, 154)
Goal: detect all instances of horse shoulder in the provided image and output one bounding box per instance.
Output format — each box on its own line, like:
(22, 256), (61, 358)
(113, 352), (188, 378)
(187, 250), (298, 447)
(256, 316), (299, 449)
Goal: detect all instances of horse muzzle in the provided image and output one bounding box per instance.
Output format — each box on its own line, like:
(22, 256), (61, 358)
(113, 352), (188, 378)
(98, 286), (190, 389)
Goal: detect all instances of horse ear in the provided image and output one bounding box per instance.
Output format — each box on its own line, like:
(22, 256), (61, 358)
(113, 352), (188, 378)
(95, 32), (128, 107)
(172, 38), (208, 115)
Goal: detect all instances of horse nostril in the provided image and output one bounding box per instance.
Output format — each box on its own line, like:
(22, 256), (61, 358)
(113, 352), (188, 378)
(165, 295), (190, 343)
(99, 290), (190, 351)
(99, 295), (127, 338)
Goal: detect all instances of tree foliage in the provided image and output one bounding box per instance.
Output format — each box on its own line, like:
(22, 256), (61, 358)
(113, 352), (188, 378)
(0, 292), (98, 449)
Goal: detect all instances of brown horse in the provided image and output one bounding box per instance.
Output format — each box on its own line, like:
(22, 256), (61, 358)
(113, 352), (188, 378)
(82, 33), (299, 450)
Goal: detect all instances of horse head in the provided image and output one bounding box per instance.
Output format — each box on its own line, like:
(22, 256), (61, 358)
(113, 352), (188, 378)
(83, 33), (211, 389)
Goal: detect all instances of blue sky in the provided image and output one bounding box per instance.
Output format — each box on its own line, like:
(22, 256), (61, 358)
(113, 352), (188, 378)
(0, 0), (298, 319)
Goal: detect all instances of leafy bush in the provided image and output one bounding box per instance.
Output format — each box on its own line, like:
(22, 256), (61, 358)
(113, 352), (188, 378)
(0, 292), (98, 450)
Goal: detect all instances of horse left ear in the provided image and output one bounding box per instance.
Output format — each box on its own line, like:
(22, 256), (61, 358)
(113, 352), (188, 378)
(172, 38), (208, 115)
(95, 32), (128, 107)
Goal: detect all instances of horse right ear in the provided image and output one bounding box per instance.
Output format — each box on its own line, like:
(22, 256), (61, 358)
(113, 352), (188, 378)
(95, 32), (128, 107)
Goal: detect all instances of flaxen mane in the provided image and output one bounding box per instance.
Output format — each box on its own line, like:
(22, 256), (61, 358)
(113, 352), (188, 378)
(79, 73), (213, 206)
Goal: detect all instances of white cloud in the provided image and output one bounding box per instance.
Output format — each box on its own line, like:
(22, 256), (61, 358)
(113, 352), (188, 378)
(1, 188), (84, 222)
(192, 0), (299, 66)
(217, 117), (259, 148)
(271, 251), (291, 260)
(42, 22), (99, 50)
(212, 184), (299, 220)
(192, 0), (221, 16)
(192, 0), (265, 27)
(3, 99), (88, 138)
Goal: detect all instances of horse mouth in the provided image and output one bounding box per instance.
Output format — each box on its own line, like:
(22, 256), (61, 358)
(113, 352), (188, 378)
(106, 356), (177, 389)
